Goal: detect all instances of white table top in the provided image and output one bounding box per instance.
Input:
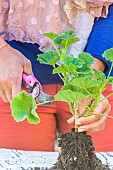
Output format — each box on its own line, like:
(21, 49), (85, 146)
(0, 149), (113, 170)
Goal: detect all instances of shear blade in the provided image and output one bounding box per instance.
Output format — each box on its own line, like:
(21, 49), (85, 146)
(36, 90), (54, 106)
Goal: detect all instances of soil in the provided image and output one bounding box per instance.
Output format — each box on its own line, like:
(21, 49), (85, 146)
(54, 130), (110, 170)
(34, 130), (110, 170)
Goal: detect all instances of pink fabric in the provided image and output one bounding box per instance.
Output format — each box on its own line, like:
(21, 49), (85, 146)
(70, 0), (112, 17)
(0, 0), (113, 55)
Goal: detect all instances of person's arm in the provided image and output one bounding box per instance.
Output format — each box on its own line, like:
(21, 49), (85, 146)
(0, 36), (33, 102)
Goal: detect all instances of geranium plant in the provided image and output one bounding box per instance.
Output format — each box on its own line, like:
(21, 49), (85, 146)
(11, 30), (113, 129)
(10, 30), (113, 169)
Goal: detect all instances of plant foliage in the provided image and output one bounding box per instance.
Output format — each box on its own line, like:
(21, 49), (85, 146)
(11, 30), (113, 124)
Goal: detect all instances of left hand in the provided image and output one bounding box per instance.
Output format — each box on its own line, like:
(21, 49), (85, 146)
(67, 94), (111, 132)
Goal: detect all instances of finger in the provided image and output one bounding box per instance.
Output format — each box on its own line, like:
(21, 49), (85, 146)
(92, 98), (109, 115)
(12, 83), (22, 98)
(75, 115), (99, 126)
(0, 89), (8, 103)
(77, 102), (111, 132)
(11, 77), (22, 98)
(2, 80), (12, 102)
(67, 116), (75, 124)
(78, 116), (107, 132)
(20, 55), (33, 75)
(4, 87), (12, 102)
(14, 50), (33, 75)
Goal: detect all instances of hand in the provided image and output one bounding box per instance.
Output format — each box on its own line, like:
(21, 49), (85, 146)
(0, 43), (33, 102)
(67, 94), (111, 132)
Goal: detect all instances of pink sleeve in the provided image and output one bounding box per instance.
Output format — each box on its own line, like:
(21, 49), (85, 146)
(0, 1), (9, 35)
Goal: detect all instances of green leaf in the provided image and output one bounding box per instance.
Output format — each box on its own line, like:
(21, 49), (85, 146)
(53, 55), (80, 74)
(61, 37), (79, 49)
(43, 32), (59, 41)
(53, 64), (78, 75)
(102, 48), (113, 62)
(75, 52), (94, 75)
(69, 77), (98, 89)
(37, 51), (60, 66)
(57, 30), (76, 40)
(61, 79), (99, 98)
(55, 89), (86, 103)
(63, 55), (79, 72)
(63, 55), (77, 66)
(79, 52), (94, 66)
(10, 91), (40, 124)
(53, 64), (68, 74)
(27, 110), (40, 124)
(75, 58), (85, 68)
(62, 83), (80, 92)
(54, 30), (79, 48)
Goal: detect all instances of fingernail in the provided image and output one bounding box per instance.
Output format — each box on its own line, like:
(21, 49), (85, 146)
(75, 122), (81, 125)
(78, 128), (85, 132)
(67, 117), (74, 123)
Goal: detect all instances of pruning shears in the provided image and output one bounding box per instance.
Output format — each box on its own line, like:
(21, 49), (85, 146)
(22, 73), (54, 105)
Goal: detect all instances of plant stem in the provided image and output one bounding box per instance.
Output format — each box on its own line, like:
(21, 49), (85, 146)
(99, 92), (113, 103)
(68, 102), (74, 115)
(92, 113), (113, 119)
(73, 102), (79, 132)
(84, 88), (94, 98)
(107, 63), (113, 78)
(68, 102), (79, 132)
(52, 42), (61, 57)
(36, 99), (55, 106)
(83, 95), (100, 117)
(53, 65), (64, 81)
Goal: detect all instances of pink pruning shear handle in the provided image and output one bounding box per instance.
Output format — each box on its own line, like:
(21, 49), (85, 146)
(22, 73), (54, 105)
(22, 73), (42, 89)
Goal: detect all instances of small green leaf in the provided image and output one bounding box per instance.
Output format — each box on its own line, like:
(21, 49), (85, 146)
(63, 55), (77, 66)
(10, 91), (40, 124)
(54, 30), (79, 48)
(53, 64), (68, 74)
(53, 55), (79, 74)
(37, 51), (60, 66)
(61, 37), (79, 49)
(102, 48), (113, 62)
(75, 52), (94, 75)
(79, 52), (94, 65)
(55, 89), (86, 103)
(44, 32), (59, 41)
(75, 58), (85, 68)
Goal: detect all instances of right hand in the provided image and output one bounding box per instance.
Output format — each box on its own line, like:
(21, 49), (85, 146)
(67, 95), (111, 132)
(0, 43), (33, 103)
